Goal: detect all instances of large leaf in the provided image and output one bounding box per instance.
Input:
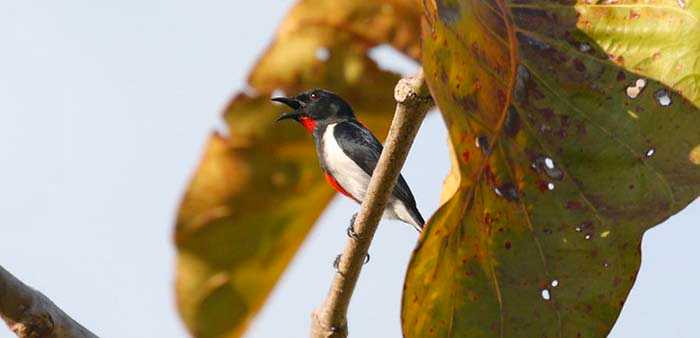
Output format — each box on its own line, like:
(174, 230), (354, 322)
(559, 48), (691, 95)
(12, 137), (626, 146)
(403, 1), (700, 337)
(174, 1), (421, 337)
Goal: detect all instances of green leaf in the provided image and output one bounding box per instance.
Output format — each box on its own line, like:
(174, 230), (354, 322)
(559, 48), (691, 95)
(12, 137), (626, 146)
(174, 1), (421, 337)
(403, 1), (700, 337)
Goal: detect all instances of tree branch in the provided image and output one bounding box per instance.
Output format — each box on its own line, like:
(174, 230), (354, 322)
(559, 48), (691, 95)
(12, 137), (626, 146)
(310, 70), (433, 338)
(0, 265), (98, 338)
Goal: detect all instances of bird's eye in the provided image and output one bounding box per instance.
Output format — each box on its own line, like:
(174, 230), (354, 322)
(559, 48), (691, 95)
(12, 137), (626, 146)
(310, 92), (319, 100)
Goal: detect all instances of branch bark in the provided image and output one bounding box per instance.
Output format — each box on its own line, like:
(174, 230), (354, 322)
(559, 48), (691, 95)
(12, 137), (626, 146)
(310, 70), (433, 338)
(0, 265), (98, 338)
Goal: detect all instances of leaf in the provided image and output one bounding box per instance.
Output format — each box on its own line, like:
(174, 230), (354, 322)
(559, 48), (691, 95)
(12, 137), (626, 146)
(403, 1), (700, 337)
(174, 1), (421, 337)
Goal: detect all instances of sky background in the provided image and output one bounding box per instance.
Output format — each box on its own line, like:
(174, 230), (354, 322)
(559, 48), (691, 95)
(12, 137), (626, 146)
(1, 1), (698, 337)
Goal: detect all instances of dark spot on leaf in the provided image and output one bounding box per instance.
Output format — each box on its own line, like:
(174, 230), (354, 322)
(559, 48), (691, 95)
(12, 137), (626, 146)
(613, 277), (621, 287)
(576, 121), (587, 135)
(530, 85), (545, 100)
(559, 114), (571, 128)
(484, 165), (496, 185)
(556, 128), (567, 139)
(578, 221), (594, 233)
(436, 0), (461, 25)
(539, 108), (555, 120)
(504, 105), (521, 137)
(461, 150), (470, 163)
(614, 54), (625, 65)
(495, 182), (519, 202)
(566, 201), (583, 210)
(516, 31), (549, 51)
(476, 135), (491, 154)
(573, 59), (586, 72)
(497, 89), (506, 105)
(617, 71), (626, 81)
(513, 64), (530, 103)
(460, 94), (479, 112)
(512, 7), (552, 25)
(505, 240), (512, 249)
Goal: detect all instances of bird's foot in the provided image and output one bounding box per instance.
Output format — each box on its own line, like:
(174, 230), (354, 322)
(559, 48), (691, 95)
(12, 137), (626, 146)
(333, 254), (342, 272)
(332, 252), (370, 272)
(346, 213), (359, 239)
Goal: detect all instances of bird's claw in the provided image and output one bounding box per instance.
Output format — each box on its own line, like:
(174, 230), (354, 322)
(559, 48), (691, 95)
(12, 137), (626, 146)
(346, 225), (359, 240)
(332, 252), (370, 272)
(333, 254), (342, 272)
(346, 213), (359, 239)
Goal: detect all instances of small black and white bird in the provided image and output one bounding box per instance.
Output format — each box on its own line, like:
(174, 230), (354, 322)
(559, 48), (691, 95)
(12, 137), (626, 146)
(273, 89), (424, 233)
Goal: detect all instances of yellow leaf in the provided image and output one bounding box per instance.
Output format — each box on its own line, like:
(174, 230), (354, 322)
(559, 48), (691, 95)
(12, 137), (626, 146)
(174, 1), (421, 337)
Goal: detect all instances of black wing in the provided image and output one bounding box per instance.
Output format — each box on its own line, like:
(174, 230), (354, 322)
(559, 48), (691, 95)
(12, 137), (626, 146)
(333, 121), (424, 227)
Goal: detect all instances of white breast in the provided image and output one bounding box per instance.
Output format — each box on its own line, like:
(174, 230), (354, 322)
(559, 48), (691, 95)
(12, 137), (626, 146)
(322, 124), (420, 229)
(322, 123), (371, 201)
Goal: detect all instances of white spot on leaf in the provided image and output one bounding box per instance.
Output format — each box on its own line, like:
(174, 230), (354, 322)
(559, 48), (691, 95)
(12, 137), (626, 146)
(626, 78), (647, 99)
(655, 89), (672, 106)
(315, 47), (330, 61)
(541, 289), (551, 300)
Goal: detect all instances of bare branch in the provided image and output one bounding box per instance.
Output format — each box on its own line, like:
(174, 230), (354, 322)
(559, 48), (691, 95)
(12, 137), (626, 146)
(0, 265), (98, 338)
(310, 70), (433, 338)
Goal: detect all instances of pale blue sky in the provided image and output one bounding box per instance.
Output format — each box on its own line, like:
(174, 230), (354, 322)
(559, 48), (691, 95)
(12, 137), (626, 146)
(0, 2), (697, 337)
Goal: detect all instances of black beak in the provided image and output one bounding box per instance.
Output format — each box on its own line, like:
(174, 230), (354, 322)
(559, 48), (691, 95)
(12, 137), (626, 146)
(271, 97), (301, 109)
(272, 97), (303, 122)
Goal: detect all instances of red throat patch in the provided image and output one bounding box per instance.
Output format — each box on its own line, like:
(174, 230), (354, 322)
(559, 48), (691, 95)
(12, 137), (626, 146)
(299, 116), (316, 133)
(324, 172), (358, 202)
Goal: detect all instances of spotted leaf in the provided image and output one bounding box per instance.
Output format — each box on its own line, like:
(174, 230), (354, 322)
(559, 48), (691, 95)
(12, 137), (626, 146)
(403, 1), (700, 337)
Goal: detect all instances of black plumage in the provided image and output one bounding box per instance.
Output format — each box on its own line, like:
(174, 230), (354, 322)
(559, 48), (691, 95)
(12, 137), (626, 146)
(332, 121), (424, 228)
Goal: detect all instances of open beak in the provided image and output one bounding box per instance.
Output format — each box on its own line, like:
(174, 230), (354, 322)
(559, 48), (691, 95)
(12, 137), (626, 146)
(271, 97), (301, 109)
(275, 110), (301, 122)
(272, 97), (303, 122)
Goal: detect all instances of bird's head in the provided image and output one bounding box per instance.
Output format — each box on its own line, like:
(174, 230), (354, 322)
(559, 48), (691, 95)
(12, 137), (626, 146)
(272, 89), (355, 133)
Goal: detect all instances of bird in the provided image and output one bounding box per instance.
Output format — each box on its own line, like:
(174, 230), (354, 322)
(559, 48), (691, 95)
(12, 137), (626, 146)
(272, 89), (425, 235)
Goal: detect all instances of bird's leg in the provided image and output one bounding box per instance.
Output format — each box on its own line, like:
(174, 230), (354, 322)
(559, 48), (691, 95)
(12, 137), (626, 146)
(333, 252), (370, 272)
(346, 212), (359, 239)
(333, 254), (342, 272)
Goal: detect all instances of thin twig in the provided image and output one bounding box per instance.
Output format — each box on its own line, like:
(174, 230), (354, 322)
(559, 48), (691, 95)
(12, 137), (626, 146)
(0, 265), (98, 338)
(310, 70), (433, 338)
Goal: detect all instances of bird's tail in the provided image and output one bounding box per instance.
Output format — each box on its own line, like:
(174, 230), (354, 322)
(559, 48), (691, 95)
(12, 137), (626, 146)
(408, 204), (425, 233)
(385, 198), (425, 232)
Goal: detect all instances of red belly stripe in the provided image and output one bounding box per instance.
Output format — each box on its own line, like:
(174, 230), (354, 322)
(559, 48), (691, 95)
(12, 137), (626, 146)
(324, 172), (358, 202)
